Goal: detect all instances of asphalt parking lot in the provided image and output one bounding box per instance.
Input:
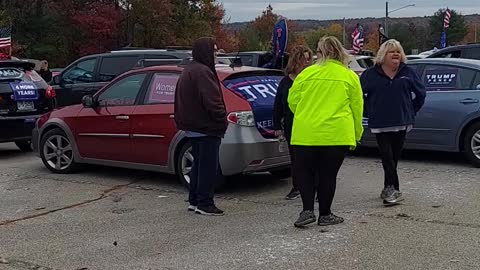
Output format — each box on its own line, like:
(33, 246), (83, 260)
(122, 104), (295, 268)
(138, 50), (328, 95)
(0, 142), (479, 270)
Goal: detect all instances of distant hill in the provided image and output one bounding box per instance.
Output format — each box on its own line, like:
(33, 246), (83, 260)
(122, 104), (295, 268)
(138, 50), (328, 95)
(226, 14), (480, 32)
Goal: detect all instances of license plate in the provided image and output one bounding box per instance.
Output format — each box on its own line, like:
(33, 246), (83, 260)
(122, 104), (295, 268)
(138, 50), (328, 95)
(17, 101), (35, 111)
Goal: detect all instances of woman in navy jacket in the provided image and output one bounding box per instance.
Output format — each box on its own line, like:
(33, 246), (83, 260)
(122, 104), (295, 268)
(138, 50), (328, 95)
(360, 39), (426, 205)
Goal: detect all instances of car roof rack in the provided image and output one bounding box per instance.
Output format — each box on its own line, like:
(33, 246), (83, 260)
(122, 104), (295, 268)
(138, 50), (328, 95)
(133, 58), (184, 69)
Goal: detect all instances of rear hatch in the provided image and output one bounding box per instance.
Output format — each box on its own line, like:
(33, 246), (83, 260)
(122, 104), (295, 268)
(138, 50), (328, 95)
(223, 70), (284, 139)
(0, 61), (54, 117)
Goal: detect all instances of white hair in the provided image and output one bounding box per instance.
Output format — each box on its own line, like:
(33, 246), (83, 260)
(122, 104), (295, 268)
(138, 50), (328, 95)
(375, 39), (407, 65)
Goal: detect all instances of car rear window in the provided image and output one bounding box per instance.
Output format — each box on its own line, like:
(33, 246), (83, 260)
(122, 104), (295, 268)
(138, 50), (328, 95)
(223, 71), (284, 138)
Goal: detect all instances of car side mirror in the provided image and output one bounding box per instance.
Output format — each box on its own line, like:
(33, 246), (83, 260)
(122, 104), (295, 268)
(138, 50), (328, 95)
(81, 95), (96, 108)
(477, 84), (480, 90)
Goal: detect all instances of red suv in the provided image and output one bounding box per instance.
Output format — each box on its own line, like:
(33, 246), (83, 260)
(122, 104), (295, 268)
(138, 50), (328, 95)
(33, 65), (291, 187)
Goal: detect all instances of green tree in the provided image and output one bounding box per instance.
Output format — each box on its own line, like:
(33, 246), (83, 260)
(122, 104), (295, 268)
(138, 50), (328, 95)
(429, 9), (468, 48)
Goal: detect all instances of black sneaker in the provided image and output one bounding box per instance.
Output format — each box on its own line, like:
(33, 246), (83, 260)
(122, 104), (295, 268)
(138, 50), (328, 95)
(285, 188), (300, 200)
(318, 214), (344, 226)
(195, 205), (225, 216)
(294, 210), (316, 227)
(187, 205), (197, 212)
(383, 190), (404, 205)
(380, 186), (394, 200)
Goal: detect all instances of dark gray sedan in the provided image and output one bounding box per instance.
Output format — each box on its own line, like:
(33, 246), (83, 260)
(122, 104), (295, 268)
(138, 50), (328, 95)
(361, 58), (480, 167)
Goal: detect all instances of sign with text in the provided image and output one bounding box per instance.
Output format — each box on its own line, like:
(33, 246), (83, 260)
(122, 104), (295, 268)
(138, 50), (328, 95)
(10, 82), (39, 101)
(146, 74), (179, 104)
(224, 75), (283, 138)
(424, 68), (458, 89)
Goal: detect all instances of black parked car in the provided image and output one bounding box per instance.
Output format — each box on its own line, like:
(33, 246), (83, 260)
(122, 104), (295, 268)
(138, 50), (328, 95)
(51, 49), (192, 107)
(221, 51), (288, 69)
(427, 44), (480, 60)
(0, 60), (56, 151)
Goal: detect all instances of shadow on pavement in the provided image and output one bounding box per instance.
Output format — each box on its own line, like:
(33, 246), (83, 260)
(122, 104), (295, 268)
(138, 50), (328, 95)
(352, 147), (471, 167)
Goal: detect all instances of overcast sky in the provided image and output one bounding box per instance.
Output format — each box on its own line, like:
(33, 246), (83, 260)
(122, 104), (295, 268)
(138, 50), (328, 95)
(219, 0), (479, 22)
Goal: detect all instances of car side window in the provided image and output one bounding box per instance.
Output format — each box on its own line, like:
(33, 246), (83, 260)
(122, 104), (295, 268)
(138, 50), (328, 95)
(98, 56), (141, 82)
(423, 65), (476, 91)
(144, 73), (179, 104)
(436, 50), (461, 58)
(97, 73), (146, 107)
(473, 72), (480, 90)
(62, 58), (96, 83)
(463, 48), (480, 60)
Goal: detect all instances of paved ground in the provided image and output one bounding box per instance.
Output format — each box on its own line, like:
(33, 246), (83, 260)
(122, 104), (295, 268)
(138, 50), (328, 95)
(0, 142), (479, 270)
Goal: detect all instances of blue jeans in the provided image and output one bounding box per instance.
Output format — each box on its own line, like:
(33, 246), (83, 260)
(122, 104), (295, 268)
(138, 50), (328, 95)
(188, 136), (221, 208)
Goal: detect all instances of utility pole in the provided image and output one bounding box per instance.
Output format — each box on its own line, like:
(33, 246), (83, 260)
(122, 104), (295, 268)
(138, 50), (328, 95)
(385, 1), (389, 36)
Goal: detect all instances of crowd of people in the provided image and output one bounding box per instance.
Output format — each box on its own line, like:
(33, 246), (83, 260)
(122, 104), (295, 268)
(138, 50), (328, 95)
(174, 36), (426, 228)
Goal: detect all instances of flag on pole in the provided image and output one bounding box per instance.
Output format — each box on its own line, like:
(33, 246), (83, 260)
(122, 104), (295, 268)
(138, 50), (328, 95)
(443, 9), (451, 29)
(440, 31), (447, 48)
(351, 24), (364, 54)
(0, 25), (11, 49)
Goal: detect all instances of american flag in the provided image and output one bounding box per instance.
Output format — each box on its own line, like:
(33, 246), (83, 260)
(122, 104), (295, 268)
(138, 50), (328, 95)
(444, 9), (451, 29)
(0, 25), (11, 48)
(351, 25), (364, 55)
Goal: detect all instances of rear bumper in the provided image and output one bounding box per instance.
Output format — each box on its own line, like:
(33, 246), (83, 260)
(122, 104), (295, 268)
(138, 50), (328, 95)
(0, 115), (40, 143)
(219, 125), (291, 175)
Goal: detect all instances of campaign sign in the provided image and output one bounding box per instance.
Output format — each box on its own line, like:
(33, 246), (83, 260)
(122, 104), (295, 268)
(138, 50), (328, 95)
(223, 75), (283, 138)
(10, 82), (39, 101)
(424, 68), (458, 89)
(146, 74), (178, 104)
(0, 68), (22, 80)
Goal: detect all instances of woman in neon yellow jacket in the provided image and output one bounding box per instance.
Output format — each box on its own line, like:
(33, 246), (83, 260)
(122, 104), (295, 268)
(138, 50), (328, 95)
(288, 36), (364, 228)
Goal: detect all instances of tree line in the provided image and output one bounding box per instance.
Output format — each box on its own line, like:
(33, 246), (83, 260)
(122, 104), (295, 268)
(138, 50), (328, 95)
(0, 1), (478, 67)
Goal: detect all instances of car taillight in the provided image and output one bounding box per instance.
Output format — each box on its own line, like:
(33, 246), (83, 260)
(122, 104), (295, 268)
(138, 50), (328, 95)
(45, 86), (56, 98)
(227, 111), (255, 127)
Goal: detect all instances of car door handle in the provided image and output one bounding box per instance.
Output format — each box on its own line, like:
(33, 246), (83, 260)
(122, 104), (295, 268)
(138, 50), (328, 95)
(115, 115), (129, 120)
(460, 98), (479, 104)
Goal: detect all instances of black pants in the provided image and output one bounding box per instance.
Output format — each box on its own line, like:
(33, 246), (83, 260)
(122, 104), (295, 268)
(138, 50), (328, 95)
(188, 136), (221, 208)
(287, 143), (299, 190)
(375, 131), (406, 190)
(293, 146), (349, 215)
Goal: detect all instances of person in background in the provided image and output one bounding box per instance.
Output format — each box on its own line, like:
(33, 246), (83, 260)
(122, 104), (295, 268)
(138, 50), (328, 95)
(174, 37), (228, 216)
(273, 45), (313, 200)
(360, 39), (425, 206)
(288, 36), (364, 227)
(38, 60), (53, 83)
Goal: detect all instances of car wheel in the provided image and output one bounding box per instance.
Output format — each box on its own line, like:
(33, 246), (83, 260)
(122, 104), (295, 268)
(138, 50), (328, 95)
(463, 122), (480, 168)
(175, 140), (225, 190)
(15, 140), (32, 152)
(269, 168), (291, 179)
(40, 128), (78, 173)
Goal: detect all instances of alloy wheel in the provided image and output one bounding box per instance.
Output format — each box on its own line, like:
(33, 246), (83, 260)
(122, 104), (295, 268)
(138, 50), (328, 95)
(43, 135), (73, 171)
(471, 130), (480, 160)
(181, 146), (194, 184)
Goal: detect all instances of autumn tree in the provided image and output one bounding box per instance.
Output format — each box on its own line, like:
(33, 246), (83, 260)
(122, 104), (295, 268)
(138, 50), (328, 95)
(429, 9), (468, 48)
(303, 23), (344, 51)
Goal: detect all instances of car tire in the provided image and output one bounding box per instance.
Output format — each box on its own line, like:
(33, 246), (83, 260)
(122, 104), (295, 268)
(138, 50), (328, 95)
(40, 128), (78, 173)
(463, 122), (480, 168)
(269, 168), (291, 179)
(15, 140), (32, 152)
(175, 140), (225, 190)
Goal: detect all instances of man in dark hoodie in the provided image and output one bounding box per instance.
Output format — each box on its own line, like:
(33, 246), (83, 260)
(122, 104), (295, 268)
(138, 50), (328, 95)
(174, 37), (227, 216)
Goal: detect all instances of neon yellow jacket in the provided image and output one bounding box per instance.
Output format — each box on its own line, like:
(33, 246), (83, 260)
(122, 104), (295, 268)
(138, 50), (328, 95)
(288, 59), (364, 147)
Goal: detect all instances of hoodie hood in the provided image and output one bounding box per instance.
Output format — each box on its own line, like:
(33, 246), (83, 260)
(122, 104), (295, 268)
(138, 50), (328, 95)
(192, 37), (216, 72)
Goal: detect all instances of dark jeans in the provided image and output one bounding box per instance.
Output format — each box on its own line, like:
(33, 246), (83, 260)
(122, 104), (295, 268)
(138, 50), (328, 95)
(375, 131), (406, 190)
(293, 146), (349, 216)
(188, 136), (221, 208)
